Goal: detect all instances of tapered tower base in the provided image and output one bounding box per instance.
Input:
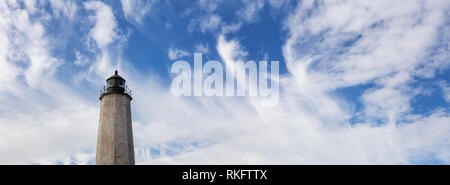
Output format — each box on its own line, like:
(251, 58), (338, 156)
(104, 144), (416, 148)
(96, 71), (134, 165)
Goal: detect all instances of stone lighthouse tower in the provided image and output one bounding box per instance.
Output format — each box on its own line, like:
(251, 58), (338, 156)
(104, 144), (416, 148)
(96, 70), (135, 165)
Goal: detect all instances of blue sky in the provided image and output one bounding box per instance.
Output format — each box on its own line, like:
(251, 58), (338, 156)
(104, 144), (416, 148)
(0, 0), (449, 164)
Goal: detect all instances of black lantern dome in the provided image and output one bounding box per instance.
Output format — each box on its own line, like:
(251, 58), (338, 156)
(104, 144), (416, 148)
(106, 70), (126, 93)
(100, 70), (132, 100)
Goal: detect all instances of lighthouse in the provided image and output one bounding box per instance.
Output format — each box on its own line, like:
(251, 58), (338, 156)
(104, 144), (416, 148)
(96, 70), (135, 165)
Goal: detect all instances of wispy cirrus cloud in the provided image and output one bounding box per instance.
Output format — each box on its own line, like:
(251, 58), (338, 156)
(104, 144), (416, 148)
(236, 0), (265, 23)
(49, 0), (78, 20)
(0, 0), (448, 165)
(168, 48), (190, 60)
(120, 0), (153, 25)
(0, 0), (98, 164)
(283, 0), (450, 120)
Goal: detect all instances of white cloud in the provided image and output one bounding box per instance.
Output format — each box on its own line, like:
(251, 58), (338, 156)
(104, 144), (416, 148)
(84, 1), (118, 48)
(120, 0), (153, 25)
(283, 0), (449, 119)
(128, 0), (450, 164)
(267, 0), (287, 9)
(168, 48), (190, 60)
(0, 0), (60, 88)
(187, 1), (223, 34)
(236, 0), (264, 23)
(268, 0), (450, 163)
(0, 0), (98, 164)
(74, 50), (89, 66)
(440, 81), (450, 103)
(195, 43), (209, 54)
(83, 1), (128, 83)
(220, 22), (242, 35)
(216, 34), (248, 63)
(49, 0), (78, 20)
(130, 59), (449, 164)
(197, 14), (222, 33)
(198, 0), (221, 12)
(135, 111), (450, 164)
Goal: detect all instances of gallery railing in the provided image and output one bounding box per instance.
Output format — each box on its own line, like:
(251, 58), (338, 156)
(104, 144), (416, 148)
(99, 84), (132, 97)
